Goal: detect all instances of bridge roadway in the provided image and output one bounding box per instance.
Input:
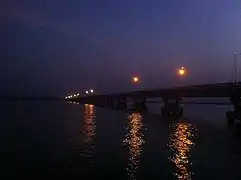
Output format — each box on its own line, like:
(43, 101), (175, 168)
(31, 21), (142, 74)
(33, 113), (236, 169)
(69, 82), (241, 124)
(70, 82), (241, 102)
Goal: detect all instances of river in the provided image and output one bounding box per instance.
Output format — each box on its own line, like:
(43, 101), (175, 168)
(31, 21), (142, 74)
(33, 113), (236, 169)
(5, 100), (241, 179)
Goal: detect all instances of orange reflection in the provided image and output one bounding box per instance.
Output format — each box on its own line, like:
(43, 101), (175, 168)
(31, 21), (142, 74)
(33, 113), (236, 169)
(123, 113), (145, 180)
(83, 104), (96, 142)
(168, 122), (197, 180)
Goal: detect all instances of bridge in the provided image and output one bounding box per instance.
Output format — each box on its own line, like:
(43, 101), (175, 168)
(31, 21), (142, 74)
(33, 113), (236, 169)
(67, 82), (241, 125)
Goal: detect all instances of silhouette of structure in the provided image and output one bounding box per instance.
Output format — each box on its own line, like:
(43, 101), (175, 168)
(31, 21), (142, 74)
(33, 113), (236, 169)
(68, 82), (241, 125)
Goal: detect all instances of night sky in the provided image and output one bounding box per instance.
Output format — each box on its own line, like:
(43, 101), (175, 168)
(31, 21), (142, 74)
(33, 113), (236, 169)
(1, 0), (241, 96)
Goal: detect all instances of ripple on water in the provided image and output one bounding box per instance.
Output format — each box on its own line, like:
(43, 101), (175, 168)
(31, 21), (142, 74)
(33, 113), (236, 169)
(168, 121), (198, 180)
(123, 112), (145, 180)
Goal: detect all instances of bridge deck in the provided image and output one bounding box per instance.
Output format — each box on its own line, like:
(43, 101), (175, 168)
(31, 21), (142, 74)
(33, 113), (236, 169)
(71, 82), (241, 100)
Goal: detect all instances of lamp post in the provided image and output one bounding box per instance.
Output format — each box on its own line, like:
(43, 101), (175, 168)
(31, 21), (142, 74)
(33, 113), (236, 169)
(233, 52), (241, 84)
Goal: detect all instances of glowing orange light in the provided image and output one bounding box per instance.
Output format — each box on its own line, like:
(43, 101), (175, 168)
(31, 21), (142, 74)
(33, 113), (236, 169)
(132, 76), (140, 83)
(178, 67), (186, 76)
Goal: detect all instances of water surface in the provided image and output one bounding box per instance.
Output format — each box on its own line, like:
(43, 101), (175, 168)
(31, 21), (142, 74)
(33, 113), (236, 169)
(5, 101), (241, 179)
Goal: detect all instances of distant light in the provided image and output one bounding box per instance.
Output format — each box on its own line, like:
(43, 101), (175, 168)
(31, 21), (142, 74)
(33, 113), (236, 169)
(70, 95), (72, 98)
(132, 76), (140, 83)
(90, 89), (94, 93)
(74, 94), (76, 96)
(179, 69), (185, 75)
(77, 93), (79, 96)
(178, 67), (186, 76)
(85, 91), (89, 94)
(65, 96), (68, 99)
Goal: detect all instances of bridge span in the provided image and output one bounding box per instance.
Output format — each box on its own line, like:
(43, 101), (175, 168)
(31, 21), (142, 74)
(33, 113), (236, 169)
(68, 82), (241, 125)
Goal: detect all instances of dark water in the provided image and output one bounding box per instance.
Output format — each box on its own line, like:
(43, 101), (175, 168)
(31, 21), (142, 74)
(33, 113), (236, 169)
(4, 101), (241, 179)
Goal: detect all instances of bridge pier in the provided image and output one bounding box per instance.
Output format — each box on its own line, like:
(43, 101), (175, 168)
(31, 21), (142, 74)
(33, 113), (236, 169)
(129, 98), (147, 111)
(226, 92), (241, 126)
(94, 99), (104, 106)
(102, 98), (110, 107)
(161, 97), (183, 118)
(107, 98), (114, 107)
(112, 98), (127, 109)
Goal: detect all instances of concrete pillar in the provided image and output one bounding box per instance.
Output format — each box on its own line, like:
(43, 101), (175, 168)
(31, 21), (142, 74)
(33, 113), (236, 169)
(101, 98), (107, 106)
(111, 98), (127, 109)
(107, 99), (114, 107)
(226, 92), (241, 125)
(161, 97), (183, 118)
(131, 98), (147, 111)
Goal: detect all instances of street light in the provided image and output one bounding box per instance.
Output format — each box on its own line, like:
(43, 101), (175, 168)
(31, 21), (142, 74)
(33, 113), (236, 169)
(132, 76), (140, 83)
(178, 66), (187, 76)
(233, 52), (241, 84)
(90, 89), (94, 93)
(85, 90), (89, 94)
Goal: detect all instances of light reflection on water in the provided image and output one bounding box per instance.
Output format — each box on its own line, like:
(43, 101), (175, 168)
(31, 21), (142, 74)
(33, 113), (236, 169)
(123, 113), (145, 180)
(82, 104), (96, 165)
(168, 122), (198, 180)
(83, 104), (96, 142)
